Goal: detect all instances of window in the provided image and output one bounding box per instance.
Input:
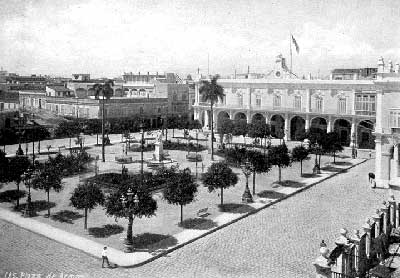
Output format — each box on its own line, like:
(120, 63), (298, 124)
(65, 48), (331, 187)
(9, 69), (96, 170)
(273, 95), (281, 109)
(315, 96), (323, 112)
(338, 98), (346, 114)
(355, 94), (376, 116)
(294, 96), (301, 111)
(256, 95), (261, 107)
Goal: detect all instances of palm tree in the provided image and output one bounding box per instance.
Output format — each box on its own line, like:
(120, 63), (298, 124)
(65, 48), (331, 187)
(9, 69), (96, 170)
(199, 75), (225, 160)
(92, 80), (114, 162)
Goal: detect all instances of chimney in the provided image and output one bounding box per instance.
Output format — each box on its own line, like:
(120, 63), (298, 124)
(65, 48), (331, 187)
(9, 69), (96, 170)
(395, 63), (400, 74)
(378, 57), (385, 74)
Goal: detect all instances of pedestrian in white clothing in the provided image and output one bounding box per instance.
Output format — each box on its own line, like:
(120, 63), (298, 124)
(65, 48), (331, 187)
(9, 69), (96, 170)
(102, 246), (111, 268)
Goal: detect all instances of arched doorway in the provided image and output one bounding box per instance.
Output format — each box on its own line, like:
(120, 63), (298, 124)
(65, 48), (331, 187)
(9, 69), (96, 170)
(334, 119), (351, 146)
(290, 116), (306, 141)
(358, 120), (375, 149)
(252, 113), (265, 123)
(311, 117), (327, 132)
(217, 111), (230, 127)
(234, 112), (247, 121)
(270, 114), (285, 138)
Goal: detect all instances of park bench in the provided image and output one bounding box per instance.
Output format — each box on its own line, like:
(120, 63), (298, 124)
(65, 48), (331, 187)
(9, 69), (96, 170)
(58, 145), (66, 152)
(197, 207), (209, 218)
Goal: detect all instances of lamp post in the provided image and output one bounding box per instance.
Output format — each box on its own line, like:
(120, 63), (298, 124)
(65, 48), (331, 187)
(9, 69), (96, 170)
(195, 130), (199, 180)
(21, 168), (35, 217)
(351, 133), (357, 159)
(139, 122), (145, 187)
(120, 188), (139, 252)
(241, 160), (254, 203)
(15, 112), (25, 155)
(313, 143), (321, 174)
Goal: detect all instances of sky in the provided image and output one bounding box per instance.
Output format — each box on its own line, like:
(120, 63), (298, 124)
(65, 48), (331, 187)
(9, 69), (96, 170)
(1, 0), (400, 78)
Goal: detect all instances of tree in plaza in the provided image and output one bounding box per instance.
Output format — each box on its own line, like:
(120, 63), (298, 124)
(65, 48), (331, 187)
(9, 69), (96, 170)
(233, 119), (249, 144)
(248, 120), (271, 148)
(305, 127), (327, 169)
(199, 75), (225, 160)
(55, 121), (80, 148)
(0, 149), (9, 183)
(291, 145), (310, 176)
(202, 162), (238, 205)
(93, 80), (114, 162)
(163, 168), (198, 224)
(104, 174), (157, 250)
(268, 143), (291, 183)
(167, 115), (179, 138)
(31, 125), (50, 154)
(217, 118), (234, 148)
(188, 119), (202, 131)
(247, 150), (272, 195)
(70, 181), (105, 229)
(7, 155), (32, 208)
(322, 132), (344, 164)
(31, 160), (63, 217)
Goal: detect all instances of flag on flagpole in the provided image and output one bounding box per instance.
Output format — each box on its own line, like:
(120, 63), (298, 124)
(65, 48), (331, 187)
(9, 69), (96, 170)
(291, 35), (299, 54)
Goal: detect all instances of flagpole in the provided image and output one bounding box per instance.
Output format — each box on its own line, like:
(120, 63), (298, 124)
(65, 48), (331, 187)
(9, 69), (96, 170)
(290, 33), (293, 78)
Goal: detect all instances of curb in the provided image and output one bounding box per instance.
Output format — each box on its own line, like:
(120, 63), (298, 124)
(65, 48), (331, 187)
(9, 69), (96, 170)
(0, 158), (368, 268)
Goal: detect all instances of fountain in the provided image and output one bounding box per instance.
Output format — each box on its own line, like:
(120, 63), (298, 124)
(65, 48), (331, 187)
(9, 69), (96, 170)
(146, 131), (175, 168)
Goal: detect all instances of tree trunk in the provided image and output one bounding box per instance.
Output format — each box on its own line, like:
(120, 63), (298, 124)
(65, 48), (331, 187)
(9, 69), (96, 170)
(319, 153), (321, 167)
(333, 152), (336, 164)
(96, 133), (99, 145)
(252, 170), (256, 195)
(220, 187), (224, 205)
(300, 160), (303, 176)
(101, 97), (105, 162)
(278, 166), (282, 182)
(69, 137), (71, 149)
(180, 205), (183, 224)
(210, 103), (214, 161)
(38, 140), (41, 154)
(47, 190), (50, 217)
(16, 182), (20, 208)
(172, 128), (175, 138)
(84, 208), (88, 230)
(127, 213), (133, 244)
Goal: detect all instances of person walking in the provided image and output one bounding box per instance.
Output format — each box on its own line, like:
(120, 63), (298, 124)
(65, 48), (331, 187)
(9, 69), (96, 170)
(102, 246), (111, 268)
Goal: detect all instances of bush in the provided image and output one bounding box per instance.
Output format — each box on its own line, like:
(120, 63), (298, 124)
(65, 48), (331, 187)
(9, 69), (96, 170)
(47, 150), (93, 177)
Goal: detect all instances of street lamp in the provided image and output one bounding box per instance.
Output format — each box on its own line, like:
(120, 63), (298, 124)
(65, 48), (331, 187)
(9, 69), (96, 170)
(195, 130), (199, 180)
(139, 122), (145, 187)
(313, 143), (321, 174)
(240, 160), (254, 203)
(21, 168), (36, 217)
(120, 188), (139, 252)
(351, 133), (356, 159)
(15, 113), (25, 155)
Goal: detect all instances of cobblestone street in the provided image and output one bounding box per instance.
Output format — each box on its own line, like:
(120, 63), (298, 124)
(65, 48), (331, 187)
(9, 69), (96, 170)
(0, 159), (387, 278)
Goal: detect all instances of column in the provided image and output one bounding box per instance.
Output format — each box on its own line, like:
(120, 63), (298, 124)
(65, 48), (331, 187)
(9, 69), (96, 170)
(372, 210), (381, 235)
(389, 198), (396, 228)
(247, 88), (251, 109)
(351, 90), (356, 115)
(305, 114), (310, 131)
(362, 221), (372, 258)
(194, 83), (200, 105)
(327, 116), (332, 133)
(381, 203), (389, 235)
(246, 111), (251, 124)
(375, 90), (383, 133)
(350, 118), (356, 147)
(284, 114), (290, 141)
(306, 89), (311, 113)
(204, 110), (209, 130)
(391, 143), (400, 181)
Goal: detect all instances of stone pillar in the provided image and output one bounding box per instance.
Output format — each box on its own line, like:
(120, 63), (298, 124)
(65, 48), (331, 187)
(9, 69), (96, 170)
(247, 88), (251, 109)
(351, 90), (356, 115)
(306, 89), (311, 113)
(265, 114), (269, 124)
(375, 90), (383, 133)
(194, 108), (200, 121)
(327, 116), (332, 133)
(391, 144), (400, 180)
(381, 202), (390, 235)
(350, 230), (361, 275)
(305, 115), (310, 131)
(246, 111), (251, 124)
(372, 210), (382, 235)
(375, 135), (391, 188)
(194, 83), (200, 105)
(389, 198), (396, 229)
(350, 118), (356, 147)
(284, 114), (290, 141)
(362, 220), (372, 258)
(204, 110), (209, 130)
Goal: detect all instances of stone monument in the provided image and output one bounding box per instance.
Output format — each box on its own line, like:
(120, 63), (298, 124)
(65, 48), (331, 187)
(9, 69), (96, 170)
(154, 131), (163, 162)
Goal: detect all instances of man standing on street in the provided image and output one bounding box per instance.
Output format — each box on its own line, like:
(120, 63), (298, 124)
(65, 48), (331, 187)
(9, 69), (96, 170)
(102, 246), (111, 268)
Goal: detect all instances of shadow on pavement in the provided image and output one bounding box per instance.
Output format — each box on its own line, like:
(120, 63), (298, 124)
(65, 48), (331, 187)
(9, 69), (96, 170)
(51, 210), (83, 224)
(332, 161), (352, 166)
(275, 180), (306, 188)
(17, 200), (56, 212)
(88, 224), (124, 238)
(218, 203), (256, 214)
(0, 189), (26, 203)
(133, 233), (178, 251)
(301, 173), (320, 178)
(178, 218), (218, 230)
(321, 166), (348, 173)
(257, 190), (287, 199)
